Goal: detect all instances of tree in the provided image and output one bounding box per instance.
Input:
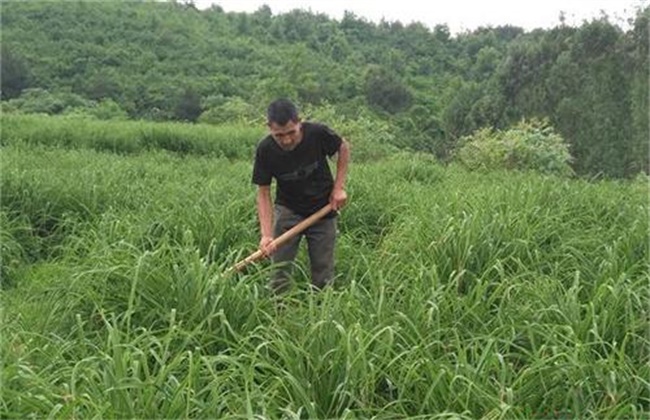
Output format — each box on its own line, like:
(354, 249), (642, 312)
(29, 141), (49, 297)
(364, 65), (412, 114)
(82, 69), (123, 101)
(1, 47), (31, 99)
(551, 19), (632, 177)
(174, 87), (202, 122)
(627, 7), (650, 175)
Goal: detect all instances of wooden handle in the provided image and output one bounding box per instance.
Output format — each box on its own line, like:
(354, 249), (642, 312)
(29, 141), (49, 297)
(226, 204), (333, 274)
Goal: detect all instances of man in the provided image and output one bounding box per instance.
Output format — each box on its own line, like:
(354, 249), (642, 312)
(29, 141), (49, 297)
(252, 98), (350, 293)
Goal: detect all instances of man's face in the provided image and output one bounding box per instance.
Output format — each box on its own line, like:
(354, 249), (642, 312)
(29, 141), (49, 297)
(269, 119), (302, 151)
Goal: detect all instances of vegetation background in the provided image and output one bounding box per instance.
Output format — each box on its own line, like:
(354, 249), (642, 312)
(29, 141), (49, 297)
(2, 0), (648, 177)
(1, 1), (649, 418)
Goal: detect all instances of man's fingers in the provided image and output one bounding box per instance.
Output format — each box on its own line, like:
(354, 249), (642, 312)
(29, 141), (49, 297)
(330, 199), (346, 211)
(262, 242), (276, 256)
(259, 239), (273, 256)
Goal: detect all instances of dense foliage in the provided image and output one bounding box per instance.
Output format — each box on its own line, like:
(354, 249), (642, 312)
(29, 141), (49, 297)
(1, 0), (648, 177)
(2, 123), (648, 417)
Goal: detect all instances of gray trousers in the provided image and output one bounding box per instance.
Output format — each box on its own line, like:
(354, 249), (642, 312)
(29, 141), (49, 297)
(270, 204), (337, 293)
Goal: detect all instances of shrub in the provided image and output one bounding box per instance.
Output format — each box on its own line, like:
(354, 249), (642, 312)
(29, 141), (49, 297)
(198, 96), (260, 125)
(456, 118), (574, 176)
(89, 99), (129, 120)
(3, 88), (91, 114)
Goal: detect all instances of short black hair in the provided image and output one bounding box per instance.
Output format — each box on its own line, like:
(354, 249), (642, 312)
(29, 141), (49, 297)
(267, 98), (299, 126)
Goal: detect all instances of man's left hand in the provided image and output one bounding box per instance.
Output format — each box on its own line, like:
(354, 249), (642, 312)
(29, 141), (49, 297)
(330, 188), (348, 211)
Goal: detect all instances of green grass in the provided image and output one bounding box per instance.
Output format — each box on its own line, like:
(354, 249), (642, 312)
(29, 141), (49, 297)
(1, 122), (648, 418)
(1, 113), (265, 158)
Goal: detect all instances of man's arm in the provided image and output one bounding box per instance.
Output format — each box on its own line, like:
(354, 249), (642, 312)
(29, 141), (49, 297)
(257, 185), (276, 255)
(330, 138), (350, 211)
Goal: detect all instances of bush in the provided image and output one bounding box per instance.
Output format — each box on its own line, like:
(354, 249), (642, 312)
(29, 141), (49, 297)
(455, 119), (574, 176)
(3, 88), (91, 114)
(88, 99), (129, 120)
(198, 96), (260, 125)
(2, 89), (129, 120)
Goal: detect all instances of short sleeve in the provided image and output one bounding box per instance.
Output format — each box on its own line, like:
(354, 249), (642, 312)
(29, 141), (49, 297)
(320, 125), (343, 157)
(252, 146), (272, 185)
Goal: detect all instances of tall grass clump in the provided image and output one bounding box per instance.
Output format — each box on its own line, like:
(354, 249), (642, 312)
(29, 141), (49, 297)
(2, 120), (648, 419)
(1, 144), (258, 273)
(0, 113), (264, 158)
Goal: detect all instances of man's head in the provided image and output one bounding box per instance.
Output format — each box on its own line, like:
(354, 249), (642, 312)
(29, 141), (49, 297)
(267, 98), (302, 151)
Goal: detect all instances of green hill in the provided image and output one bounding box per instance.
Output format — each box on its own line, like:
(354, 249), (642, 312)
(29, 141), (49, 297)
(1, 0), (648, 177)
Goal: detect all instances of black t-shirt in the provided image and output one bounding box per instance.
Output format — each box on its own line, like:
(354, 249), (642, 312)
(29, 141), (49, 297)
(252, 122), (342, 216)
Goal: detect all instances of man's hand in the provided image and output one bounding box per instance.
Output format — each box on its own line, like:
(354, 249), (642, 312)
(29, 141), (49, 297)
(330, 188), (348, 211)
(259, 235), (276, 256)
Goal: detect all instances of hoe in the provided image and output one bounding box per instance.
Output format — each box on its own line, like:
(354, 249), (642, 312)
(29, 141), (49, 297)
(225, 203), (333, 274)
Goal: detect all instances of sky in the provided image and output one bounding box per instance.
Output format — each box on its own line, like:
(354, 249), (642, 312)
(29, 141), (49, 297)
(194, 0), (647, 34)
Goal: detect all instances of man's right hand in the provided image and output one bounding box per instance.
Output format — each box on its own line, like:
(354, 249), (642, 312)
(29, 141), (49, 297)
(259, 236), (276, 256)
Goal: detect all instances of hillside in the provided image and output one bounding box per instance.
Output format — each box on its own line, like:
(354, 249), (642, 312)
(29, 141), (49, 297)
(1, 0), (648, 177)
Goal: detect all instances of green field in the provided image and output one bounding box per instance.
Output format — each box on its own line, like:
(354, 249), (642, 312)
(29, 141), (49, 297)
(2, 115), (648, 419)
